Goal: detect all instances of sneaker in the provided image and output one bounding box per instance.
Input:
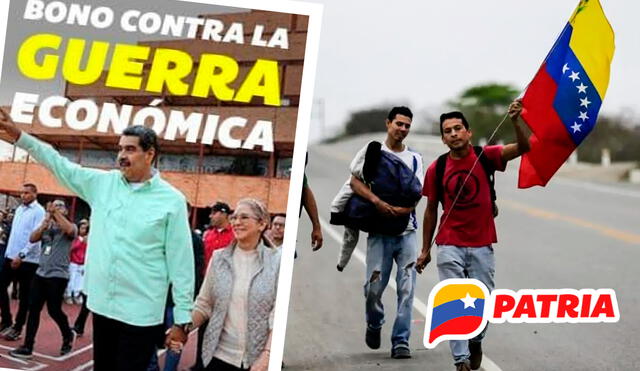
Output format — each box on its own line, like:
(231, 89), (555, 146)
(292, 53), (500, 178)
(60, 331), (75, 355)
(4, 328), (21, 341)
(391, 346), (411, 359)
(9, 345), (32, 360)
(456, 361), (471, 371)
(469, 341), (482, 370)
(365, 325), (381, 350)
(0, 324), (12, 336)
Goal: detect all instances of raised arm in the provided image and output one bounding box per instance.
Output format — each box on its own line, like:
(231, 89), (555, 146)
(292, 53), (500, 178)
(30, 207), (52, 243)
(0, 108), (105, 203)
(0, 109), (21, 141)
(501, 99), (531, 163)
(51, 207), (76, 238)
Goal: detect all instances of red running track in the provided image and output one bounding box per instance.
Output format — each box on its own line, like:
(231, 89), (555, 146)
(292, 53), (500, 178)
(0, 299), (198, 371)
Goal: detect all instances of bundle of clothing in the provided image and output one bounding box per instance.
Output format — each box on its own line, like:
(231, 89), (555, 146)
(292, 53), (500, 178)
(330, 141), (423, 271)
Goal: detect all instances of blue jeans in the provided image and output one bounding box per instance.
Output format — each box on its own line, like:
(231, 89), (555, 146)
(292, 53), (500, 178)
(364, 231), (417, 349)
(148, 350), (180, 371)
(437, 245), (495, 365)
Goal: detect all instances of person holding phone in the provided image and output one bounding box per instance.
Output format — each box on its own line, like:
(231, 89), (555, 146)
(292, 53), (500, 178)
(10, 200), (76, 359)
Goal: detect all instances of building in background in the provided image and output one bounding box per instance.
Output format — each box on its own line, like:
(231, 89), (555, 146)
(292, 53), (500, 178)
(0, 10), (308, 228)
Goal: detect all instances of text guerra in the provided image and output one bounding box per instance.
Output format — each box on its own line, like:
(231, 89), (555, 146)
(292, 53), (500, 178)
(18, 34), (282, 107)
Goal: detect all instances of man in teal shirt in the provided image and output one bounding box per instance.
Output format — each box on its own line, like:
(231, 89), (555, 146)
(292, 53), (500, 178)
(0, 112), (194, 371)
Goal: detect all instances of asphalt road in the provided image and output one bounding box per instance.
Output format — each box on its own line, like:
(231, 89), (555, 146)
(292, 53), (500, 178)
(284, 133), (640, 371)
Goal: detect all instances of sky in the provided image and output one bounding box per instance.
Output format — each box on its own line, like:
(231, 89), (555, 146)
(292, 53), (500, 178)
(305, 0), (640, 141)
(0, 1), (637, 145)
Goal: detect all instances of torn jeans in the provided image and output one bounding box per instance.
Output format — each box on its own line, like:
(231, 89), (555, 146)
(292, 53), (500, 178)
(364, 231), (417, 348)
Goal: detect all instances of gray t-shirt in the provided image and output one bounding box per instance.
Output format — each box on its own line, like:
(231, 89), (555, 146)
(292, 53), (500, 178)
(36, 225), (77, 279)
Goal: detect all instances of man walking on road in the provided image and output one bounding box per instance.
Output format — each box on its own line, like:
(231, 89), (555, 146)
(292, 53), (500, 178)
(0, 183), (44, 341)
(416, 100), (530, 371)
(349, 106), (424, 359)
(0, 111), (194, 371)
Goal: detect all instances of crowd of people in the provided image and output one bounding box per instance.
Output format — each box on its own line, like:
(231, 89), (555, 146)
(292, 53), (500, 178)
(9, 198), (78, 358)
(0, 184), (292, 370)
(0, 86), (534, 371)
(0, 87), (531, 371)
(0, 191), (91, 359)
(0, 108), (318, 371)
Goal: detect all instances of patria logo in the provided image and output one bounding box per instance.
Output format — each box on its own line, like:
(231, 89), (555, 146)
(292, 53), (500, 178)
(423, 279), (620, 348)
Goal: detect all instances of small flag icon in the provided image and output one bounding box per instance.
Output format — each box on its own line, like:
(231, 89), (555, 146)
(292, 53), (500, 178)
(424, 279), (490, 348)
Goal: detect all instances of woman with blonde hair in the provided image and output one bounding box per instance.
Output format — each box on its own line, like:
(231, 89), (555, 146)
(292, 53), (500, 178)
(171, 198), (280, 371)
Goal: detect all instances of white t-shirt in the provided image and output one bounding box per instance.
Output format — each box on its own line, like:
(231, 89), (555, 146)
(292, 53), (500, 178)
(381, 142), (424, 185)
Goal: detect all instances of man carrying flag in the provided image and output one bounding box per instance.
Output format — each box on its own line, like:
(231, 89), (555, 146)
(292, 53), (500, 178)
(416, 102), (529, 371)
(418, 0), (614, 369)
(519, 0), (615, 188)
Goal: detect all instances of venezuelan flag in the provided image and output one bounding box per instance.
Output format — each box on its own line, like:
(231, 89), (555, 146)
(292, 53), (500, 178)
(425, 280), (488, 347)
(519, 0), (615, 188)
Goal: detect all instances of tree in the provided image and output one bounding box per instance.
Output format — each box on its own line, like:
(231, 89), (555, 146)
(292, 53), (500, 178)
(443, 83), (640, 164)
(577, 115), (640, 163)
(343, 107), (390, 136)
(442, 83), (520, 143)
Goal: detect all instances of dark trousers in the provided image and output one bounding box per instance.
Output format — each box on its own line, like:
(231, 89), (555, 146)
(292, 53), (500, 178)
(0, 258), (38, 329)
(73, 293), (90, 333)
(205, 357), (248, 371)
(24, 275), (72, 348)
(92, 312), (164, 371)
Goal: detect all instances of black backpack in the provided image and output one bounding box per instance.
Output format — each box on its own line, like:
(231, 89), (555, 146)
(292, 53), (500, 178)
(435, 146), (498, 217)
